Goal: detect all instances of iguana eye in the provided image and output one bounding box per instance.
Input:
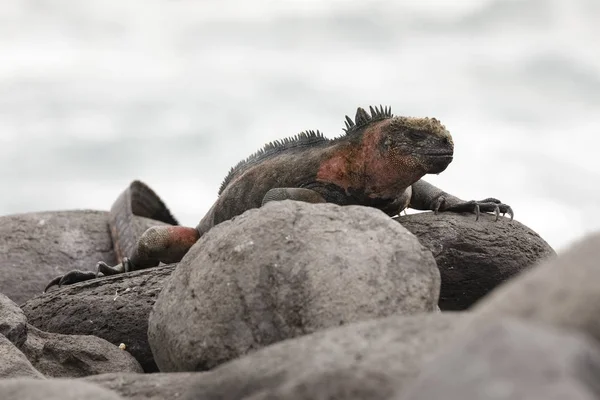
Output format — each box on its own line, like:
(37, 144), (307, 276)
(407, 130), (427, 141)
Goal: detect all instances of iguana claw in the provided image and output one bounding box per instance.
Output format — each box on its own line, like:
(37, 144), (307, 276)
(474, 204), (481, 221)
(44, 259), (129, 293)
(97, 258), (130, 275)
(432, 197), (445, 214)
(444, 198), (513, 221)
(43, 270), (96, 293)
(430, 194), (513, 221)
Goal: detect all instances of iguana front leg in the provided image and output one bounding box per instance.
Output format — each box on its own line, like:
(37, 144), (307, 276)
(409, 179), (513, 220)
(44, 226), (200, 292)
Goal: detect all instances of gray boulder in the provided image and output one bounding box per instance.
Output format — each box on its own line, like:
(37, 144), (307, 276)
(21, 324), (143, 378)
(396, 212), (555, 310)
(180, 312), (462, 399)
(398, 318), (600, 400)
(149, 201), (440, 372)
(22, 264), (176, 372)
(0, 378), (124, 400)
(0, 333), (44, 379)
(0, 292), (28, 347)
(0, 210), (166, 305)
(469, 231), (600, 342)
(83, 372), (200, 400)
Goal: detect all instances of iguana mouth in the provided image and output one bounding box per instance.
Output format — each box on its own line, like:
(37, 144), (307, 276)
(425, 152), (454, 174)
(422, 151), (453, 157)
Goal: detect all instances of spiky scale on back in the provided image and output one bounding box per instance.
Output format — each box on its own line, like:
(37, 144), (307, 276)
(343, 105), (393, 134)
(218, 129), (328, 195)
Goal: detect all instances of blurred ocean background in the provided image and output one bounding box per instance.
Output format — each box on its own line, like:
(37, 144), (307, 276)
(1, 0), (598, 252)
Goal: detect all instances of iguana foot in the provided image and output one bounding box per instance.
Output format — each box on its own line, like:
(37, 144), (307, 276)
(434, 197), (513, 221)
(44, 259), (128, 293)
(44, 270), (97, 293)
(97, 258), (132, 276)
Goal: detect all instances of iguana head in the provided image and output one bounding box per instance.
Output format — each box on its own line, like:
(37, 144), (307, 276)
(317, 105), (454, 199)
(343, 106), (454, 176)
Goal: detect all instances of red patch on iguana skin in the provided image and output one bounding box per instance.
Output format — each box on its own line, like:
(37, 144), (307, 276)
(166, 226), (200, 250)
(315, 152), (355, 189)
(316, 120), (424, 198)
(136, 225), (200, 265)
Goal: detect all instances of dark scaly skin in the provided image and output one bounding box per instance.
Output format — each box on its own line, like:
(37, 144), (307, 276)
(45, 105), (513, 291)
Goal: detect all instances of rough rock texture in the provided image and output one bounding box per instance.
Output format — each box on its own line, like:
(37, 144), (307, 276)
(0, 378), (124, 400)
(0, 210), (167, 305)
(468, 231), (600, 343)
(395, 211), (555, 310)
(21, 325), (143, 378)
(0, 292), (28, 347)
(22, 264), (176, 373)
(149, 201), (440, 372)
(83, 372), (200, 400)
(0, 333), (44, 379)
(399, 318), (600, 400)
(180, 313), (461, 400)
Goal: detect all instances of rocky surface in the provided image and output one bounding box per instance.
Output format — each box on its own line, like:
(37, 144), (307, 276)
(0, 378), (124, 400)
(0, 210), (117, 305)
(3, 202), (599, 399)
(468, 231), (600, 342)
(178, 312), (461, 399)
(149, 201), (440, 372)
(396, 211), (555, 310)
(22, 264), (176, 372)
(0, 292), (28, 347)
(83, 372), (200, 400)
(0, 210), (167, 305)
(21, 324), (143, 378)
(0, 333), (44, 379)
(399, 318), (600, 400)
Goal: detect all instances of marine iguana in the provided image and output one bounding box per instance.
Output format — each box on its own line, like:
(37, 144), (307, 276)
(45, 105), (513, 291)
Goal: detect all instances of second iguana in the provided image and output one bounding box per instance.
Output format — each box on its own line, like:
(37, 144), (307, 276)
(45, 105), (512, 290)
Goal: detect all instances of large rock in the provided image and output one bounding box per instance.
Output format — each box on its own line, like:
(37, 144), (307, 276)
(180, 313), (461, 399)
(149, 201), (440, 372)
(469, 231), (600, 342)
(0, 333), (44, 379)
(395, 212), (555, 310)
(83, 372), (200, 400)
(22, 264), (176, 372)
(0, 292), (28, 347)
(398, 318), (600, 400)
(0, 378), (124, 400)
(0, 210), (167, 305)
(21, 325), (143, 378)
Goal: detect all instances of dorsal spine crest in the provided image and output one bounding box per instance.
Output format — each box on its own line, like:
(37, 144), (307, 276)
(343, 105), (393, 134)
(218, 130), (327, 195)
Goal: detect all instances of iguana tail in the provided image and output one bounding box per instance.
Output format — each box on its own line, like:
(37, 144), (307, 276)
(109, 180), (178, 262)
